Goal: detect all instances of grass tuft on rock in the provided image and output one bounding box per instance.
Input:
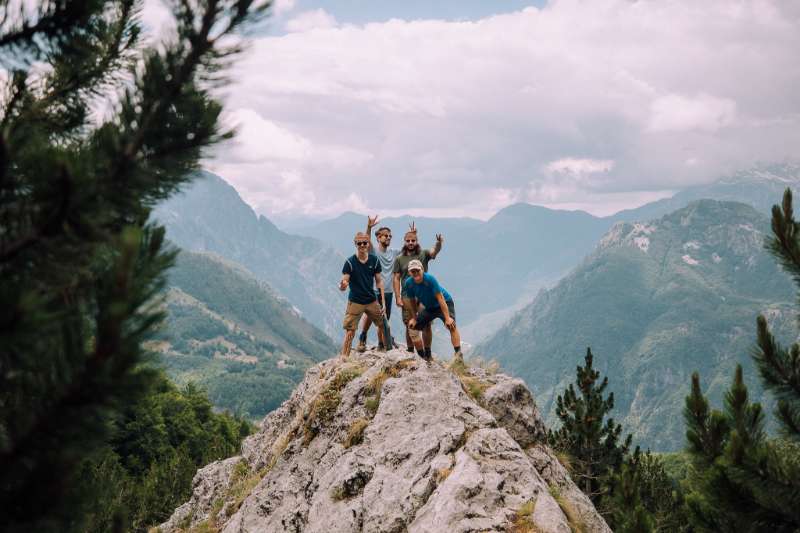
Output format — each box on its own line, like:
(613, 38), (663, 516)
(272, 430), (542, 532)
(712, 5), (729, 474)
(344, 418), (370, 448)
(548, 485), (586, 533)
(510, 498), (541, 533)
(362, 358), (416, 417)
(303, 366), (364, 444)
(448, 357), (490, 402)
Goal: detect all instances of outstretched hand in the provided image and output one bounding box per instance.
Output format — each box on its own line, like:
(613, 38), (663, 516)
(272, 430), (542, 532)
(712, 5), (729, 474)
(436, 233), (443, 244)
(408, 221), (416, 233)
(368, 214), (380, 229)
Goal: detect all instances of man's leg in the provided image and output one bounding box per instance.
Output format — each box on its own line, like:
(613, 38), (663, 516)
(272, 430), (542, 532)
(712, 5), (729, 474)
(365, 301), (386, 350)
(341, 302), (363, 357)
(423, 325), (432, 355)
(402, 297), (415, 352)
(341, 330), (356, 357)
(446, 301), (463, 361)
(413, 309), (436, 360)
(356, 314), (371, 352)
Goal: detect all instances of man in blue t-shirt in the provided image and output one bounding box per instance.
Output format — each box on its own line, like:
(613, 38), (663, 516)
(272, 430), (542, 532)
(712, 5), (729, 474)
(339, 232), (386, 357)
(403, 259), (462, 362)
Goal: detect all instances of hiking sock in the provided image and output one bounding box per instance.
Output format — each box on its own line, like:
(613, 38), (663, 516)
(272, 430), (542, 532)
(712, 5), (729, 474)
(454, 346), (461, 354)
(416, 348), (426, 357)
(424, 347), (432, 359)
(358, 331), (367, 343)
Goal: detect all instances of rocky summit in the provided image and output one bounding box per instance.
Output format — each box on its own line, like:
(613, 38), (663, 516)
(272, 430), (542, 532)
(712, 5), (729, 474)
(158, 349), (610, 532)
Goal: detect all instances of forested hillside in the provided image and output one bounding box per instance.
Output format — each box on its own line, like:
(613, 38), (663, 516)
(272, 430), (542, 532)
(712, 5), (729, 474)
(478, 200), (796, 450)
(153, 250), (336, 419)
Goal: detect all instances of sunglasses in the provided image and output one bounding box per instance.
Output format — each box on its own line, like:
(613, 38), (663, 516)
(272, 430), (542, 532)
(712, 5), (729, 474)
(405, 239), (417, 243)
(356, 241), (369, 246)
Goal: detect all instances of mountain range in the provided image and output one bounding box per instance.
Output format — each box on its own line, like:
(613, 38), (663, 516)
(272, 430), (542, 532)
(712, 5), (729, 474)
(476, 199), (796, 450)
(153, 171), (346, 337)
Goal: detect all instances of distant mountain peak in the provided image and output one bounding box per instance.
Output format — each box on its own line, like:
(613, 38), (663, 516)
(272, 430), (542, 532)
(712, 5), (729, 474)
(716, 162), (800, 186)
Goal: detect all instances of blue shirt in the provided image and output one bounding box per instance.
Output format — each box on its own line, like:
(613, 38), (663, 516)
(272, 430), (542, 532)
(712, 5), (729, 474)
(403, 273), (452, 310)
(343, 254), (381, 304)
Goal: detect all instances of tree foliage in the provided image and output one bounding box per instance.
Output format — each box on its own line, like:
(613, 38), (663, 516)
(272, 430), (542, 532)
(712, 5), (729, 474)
(682, 188), (800, 533)
(548, 348), (632, 501)
(0, 1), (266, 530)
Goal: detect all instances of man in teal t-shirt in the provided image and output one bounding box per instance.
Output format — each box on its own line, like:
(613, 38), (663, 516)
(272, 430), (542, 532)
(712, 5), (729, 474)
(403, 260), (461, 362)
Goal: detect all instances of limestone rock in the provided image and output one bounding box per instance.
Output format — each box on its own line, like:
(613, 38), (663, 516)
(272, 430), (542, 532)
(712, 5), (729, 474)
(159, 350), (610, 532)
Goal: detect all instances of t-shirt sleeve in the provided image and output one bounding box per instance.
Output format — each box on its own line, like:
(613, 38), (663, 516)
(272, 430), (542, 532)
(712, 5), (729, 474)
(374, 257), (382, 274)
(403, 278), (414, 296)
(342, 259), (352, 275)
(393, 259), (401, 274)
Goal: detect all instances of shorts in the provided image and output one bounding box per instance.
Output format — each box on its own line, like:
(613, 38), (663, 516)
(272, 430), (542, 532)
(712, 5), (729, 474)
(376, 291), (393, 321)
(411, 300), (456, 330)
(343, 300), (383, 331)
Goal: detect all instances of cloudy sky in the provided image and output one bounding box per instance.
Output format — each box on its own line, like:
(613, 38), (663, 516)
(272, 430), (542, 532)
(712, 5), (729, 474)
(145, 0), (800, 222)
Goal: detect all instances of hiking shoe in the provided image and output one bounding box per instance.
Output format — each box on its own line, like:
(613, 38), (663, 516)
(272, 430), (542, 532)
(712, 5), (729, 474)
(378, 343), (386, 352)
(356, 340), (366, 353)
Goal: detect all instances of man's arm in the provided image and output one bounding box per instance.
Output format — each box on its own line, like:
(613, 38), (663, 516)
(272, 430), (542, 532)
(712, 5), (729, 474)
(436, 292), (454, 330)
(393, 272), (402, 306)
(429, 233), (443, 259)
(375, 273), (386, 314)
(366, 215), (379, 251)
(339, 273), (350, 291)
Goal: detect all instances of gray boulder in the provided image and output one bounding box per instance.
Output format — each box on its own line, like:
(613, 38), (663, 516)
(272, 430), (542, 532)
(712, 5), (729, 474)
(158, 350), (610, 532)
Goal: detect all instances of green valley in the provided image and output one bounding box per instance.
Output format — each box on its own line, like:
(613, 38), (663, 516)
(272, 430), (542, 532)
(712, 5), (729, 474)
(152, 250), (336, 419)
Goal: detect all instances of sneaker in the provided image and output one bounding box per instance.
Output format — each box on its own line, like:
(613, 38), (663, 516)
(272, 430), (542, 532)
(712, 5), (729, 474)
(356, 340), (366, 353)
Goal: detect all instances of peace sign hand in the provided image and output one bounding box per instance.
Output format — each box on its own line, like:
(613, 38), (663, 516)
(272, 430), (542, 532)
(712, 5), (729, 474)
(368, 215), (380, 229)
(408, 221), (417, 233)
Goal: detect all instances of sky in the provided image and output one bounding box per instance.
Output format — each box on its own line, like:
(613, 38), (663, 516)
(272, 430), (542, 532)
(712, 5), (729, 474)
(141, 0), (800, 222)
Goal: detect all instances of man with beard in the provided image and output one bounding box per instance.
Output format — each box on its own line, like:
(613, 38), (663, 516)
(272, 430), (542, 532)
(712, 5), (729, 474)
(339, 232), (386, 357)
(356, 215), (399, 352)
(404, 260), (461, 362)
(393, 223), (443, 356)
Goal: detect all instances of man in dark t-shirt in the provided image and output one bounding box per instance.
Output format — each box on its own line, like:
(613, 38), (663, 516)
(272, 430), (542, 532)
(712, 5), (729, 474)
(339, 232), (386, 356)
(392, 224), (443, 351)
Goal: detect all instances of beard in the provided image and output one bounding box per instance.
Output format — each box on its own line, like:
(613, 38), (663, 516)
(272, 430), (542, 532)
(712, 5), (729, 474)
(403, 244), (421, 255)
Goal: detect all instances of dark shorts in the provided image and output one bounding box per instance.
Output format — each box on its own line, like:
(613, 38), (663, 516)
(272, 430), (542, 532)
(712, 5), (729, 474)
(376, 291), (393, 321)
(411, 300), (456, 330)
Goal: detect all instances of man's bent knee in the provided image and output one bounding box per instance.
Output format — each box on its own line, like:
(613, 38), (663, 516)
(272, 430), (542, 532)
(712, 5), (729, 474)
(408, 328), (422, 342)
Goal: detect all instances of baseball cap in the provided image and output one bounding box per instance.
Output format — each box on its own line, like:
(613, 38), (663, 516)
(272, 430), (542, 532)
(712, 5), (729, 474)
(408, 259), (423, 272)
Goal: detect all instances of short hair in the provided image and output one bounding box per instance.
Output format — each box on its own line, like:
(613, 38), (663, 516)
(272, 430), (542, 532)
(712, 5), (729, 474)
(375, 226), (392, 237)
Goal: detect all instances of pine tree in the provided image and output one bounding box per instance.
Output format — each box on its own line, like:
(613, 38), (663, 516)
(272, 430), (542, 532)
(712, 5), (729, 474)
(548, 348), (632, 503)
(682, 188), (800, 533)
(0, 1), (266, 530)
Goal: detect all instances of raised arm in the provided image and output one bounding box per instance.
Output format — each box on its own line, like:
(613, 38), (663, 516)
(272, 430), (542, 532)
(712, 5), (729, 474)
(429, 233), (443, 258)
(366, 215), (379, 251)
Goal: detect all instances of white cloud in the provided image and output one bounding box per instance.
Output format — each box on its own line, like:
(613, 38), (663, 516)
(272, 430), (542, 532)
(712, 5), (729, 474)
(648, 93), (737, 132)
(272, 0), (297, 17)
(202, 0), (800, 219)
(285, 9), (338, 33)
(545, 158), (615, 175)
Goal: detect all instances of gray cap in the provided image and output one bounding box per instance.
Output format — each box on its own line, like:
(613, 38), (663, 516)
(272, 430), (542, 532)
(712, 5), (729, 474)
(407, 259), (423, 272)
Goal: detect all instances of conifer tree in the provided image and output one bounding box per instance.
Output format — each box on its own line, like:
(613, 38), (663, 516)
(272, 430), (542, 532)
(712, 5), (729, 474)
(548, 348), (632, 502)
(0, 1), (266, 530)
(682, 189), (800, 533)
